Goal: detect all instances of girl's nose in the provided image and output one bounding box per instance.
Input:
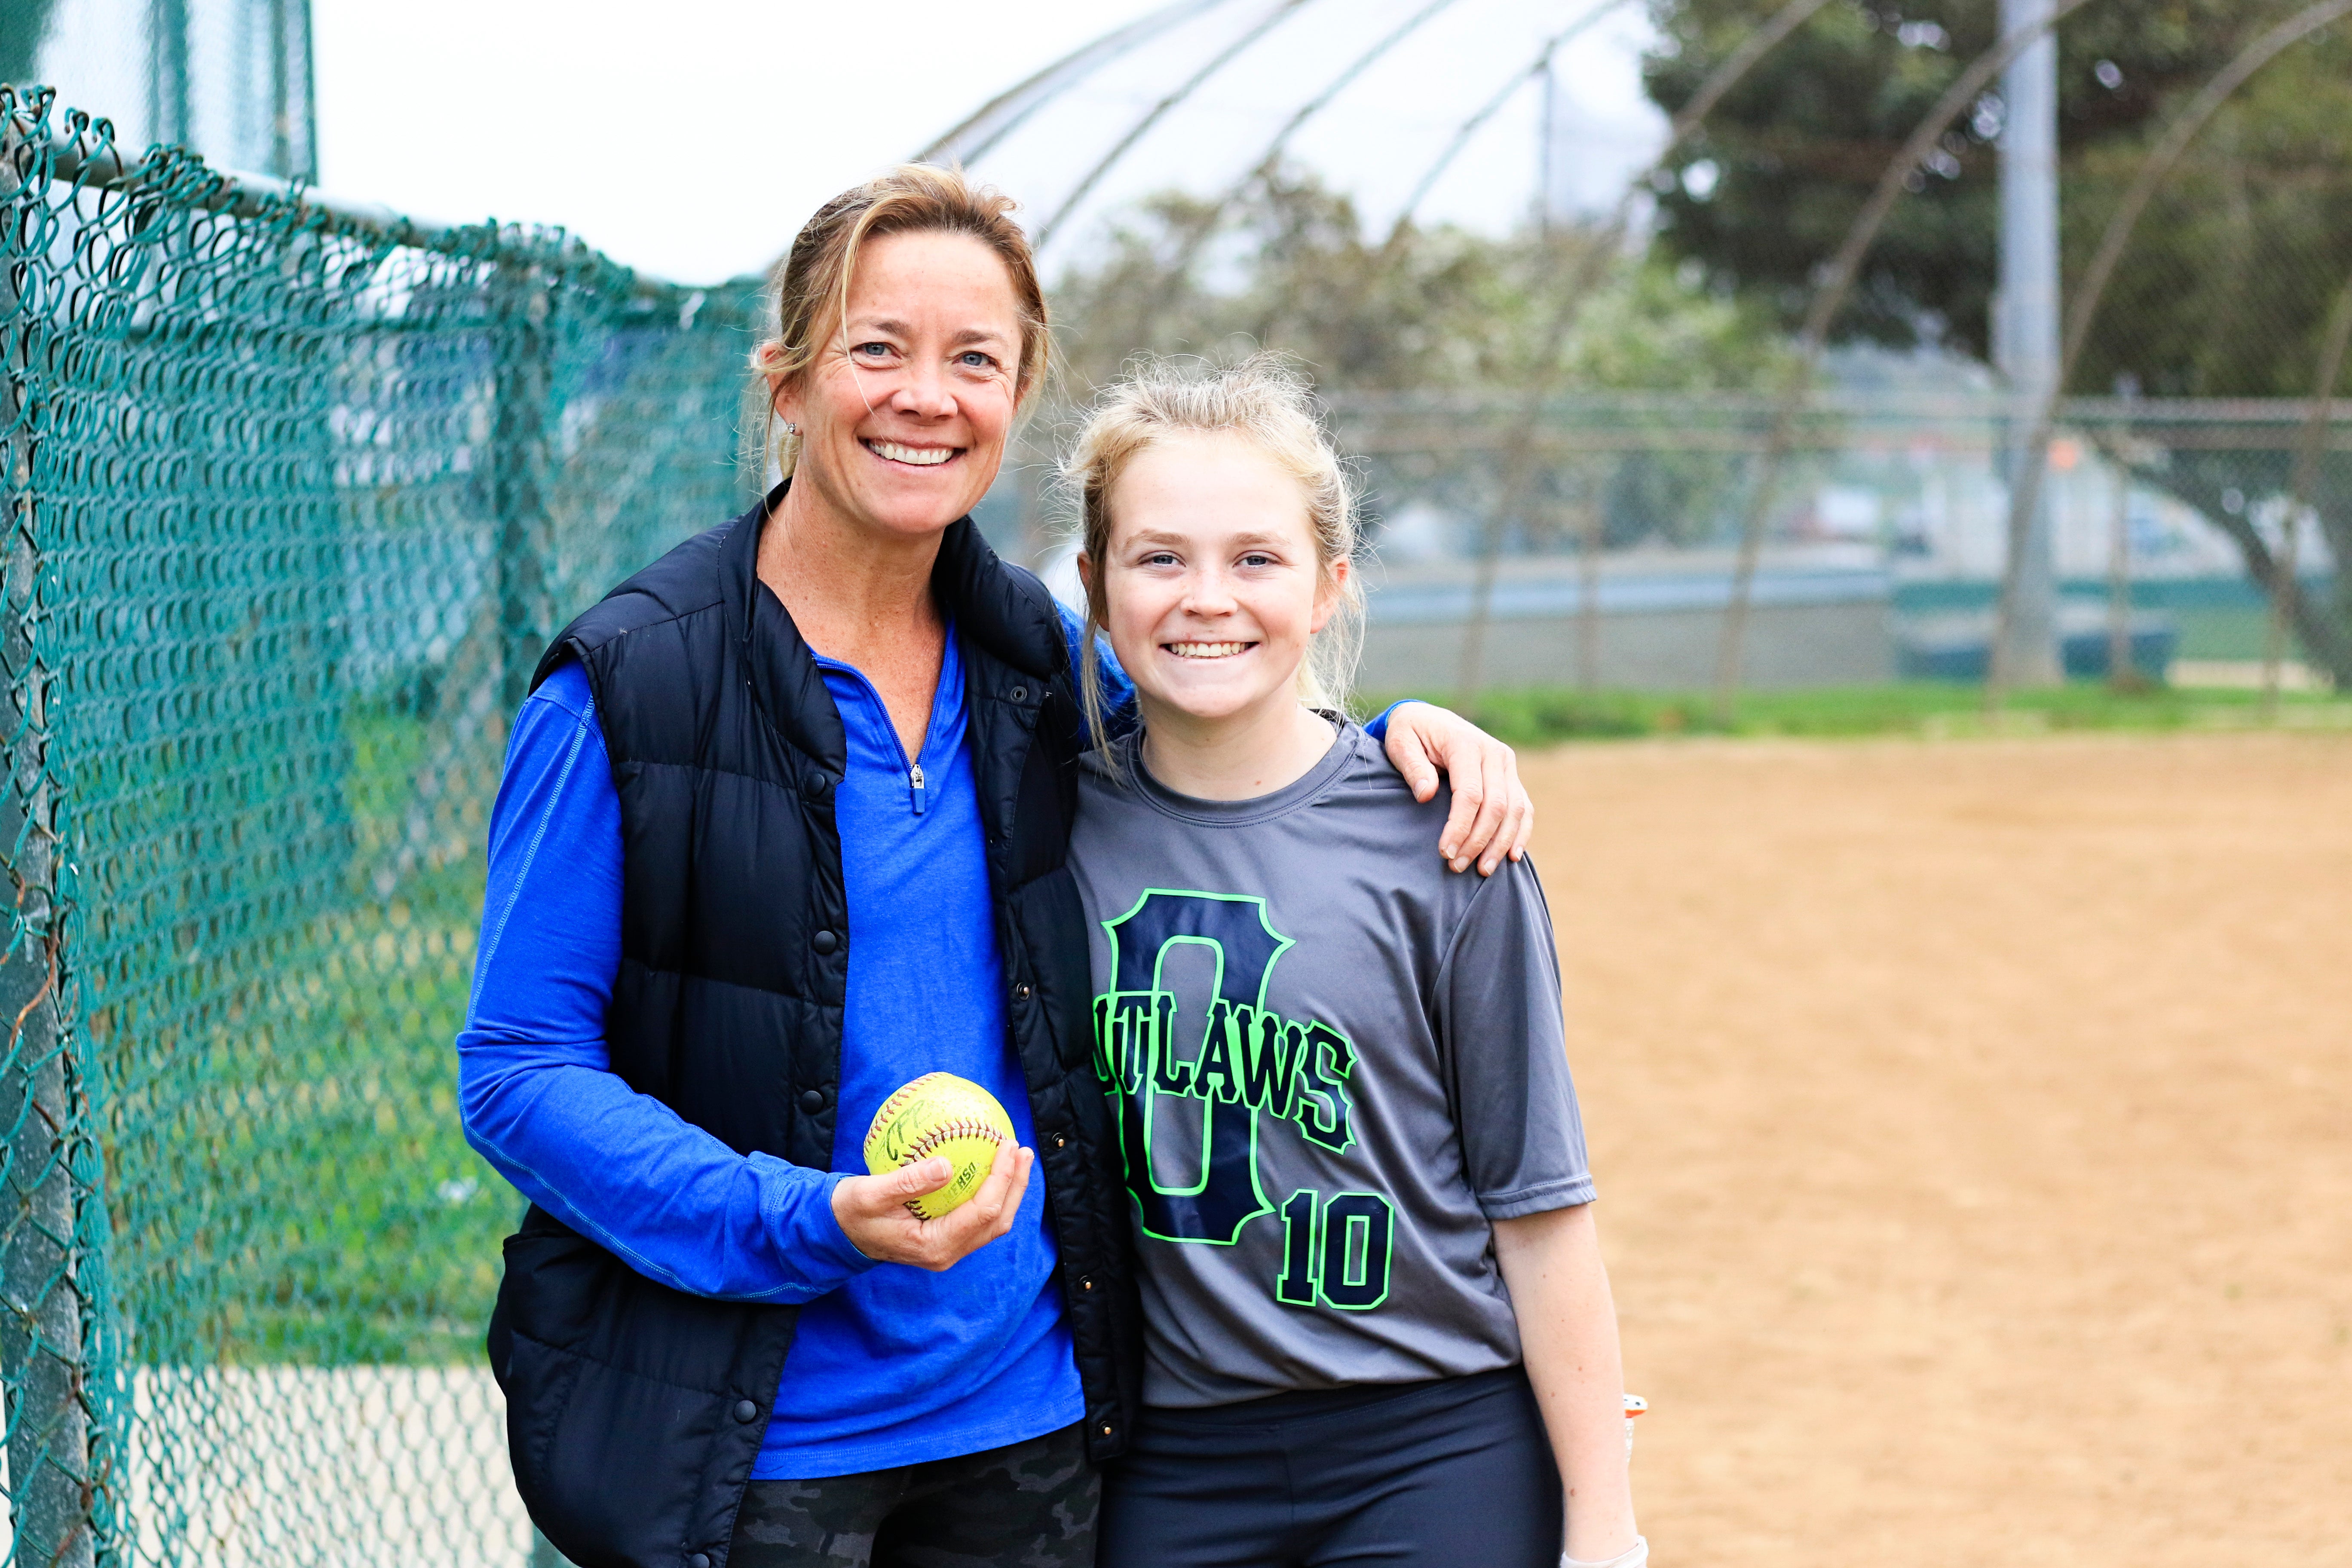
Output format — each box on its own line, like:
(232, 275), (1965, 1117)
(1180, 570), (1237, 616)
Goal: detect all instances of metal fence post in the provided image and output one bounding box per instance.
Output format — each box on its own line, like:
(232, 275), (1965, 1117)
(492, 260), (551, 719)
(0, 220), (96, 1568)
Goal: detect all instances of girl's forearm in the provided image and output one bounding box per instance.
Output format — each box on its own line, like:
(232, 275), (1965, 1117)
(1493, 1204), (1639, 1562)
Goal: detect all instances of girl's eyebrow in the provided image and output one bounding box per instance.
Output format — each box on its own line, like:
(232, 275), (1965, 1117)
(1126, 528), (1296, 550)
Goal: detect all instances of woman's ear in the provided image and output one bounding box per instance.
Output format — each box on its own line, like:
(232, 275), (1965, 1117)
(770, 376), (803, 433)
(1309, 554), (1352, 634)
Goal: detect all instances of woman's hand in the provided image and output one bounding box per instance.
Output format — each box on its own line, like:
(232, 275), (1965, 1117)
(830, 1139), (1034, 1271)
(1381, 702), (1534, 875)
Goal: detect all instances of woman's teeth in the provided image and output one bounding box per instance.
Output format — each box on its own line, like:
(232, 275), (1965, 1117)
(869, 440), (954, 466)
(1167, 642), (1249, 659)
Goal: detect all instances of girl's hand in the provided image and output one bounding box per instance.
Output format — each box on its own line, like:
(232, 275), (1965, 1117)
(1380, 702), (1534, 875)
(830, 1139), (1032, 1271)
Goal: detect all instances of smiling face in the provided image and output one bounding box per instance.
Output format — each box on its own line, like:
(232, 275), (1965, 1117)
(772, 228), (1024, 544)
(1090, 429), (1348, 731)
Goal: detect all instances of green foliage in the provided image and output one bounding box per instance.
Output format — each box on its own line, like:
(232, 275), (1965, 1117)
(1045, 171), (1798, 551)
(1049, 168), (1790, 399)
(1642, 0), (2352, 681)
(1641, 0), (2352, 383)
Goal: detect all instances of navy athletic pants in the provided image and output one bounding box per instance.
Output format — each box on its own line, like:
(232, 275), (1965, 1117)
(1097, 1366), (1563, 1568)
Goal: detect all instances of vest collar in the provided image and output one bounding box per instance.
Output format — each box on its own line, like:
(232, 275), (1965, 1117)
(718, 481), (1067, 760)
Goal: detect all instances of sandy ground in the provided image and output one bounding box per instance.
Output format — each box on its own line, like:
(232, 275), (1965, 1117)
(1531, 731), (2352, 1566)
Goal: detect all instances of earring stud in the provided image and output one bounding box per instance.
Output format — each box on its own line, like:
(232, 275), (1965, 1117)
(783, 422), (798, 435)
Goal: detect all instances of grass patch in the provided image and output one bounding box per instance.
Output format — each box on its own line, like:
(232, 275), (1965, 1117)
(1363, 681), (2352, 748)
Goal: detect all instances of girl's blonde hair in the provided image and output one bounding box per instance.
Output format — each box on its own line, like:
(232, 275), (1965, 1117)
(1066, 353), (1364, 748)
(748, 163), (1049, 478)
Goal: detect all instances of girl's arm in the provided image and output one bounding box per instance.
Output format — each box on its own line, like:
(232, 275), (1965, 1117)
(1494, 1203), (1641, 1563)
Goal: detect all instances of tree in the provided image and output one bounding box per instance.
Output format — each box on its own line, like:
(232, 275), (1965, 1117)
(1643, 0), (2352, 679)
(1047, 170), (1792, 550)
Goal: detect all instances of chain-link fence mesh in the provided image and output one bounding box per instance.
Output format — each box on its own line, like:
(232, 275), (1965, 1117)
(0, 87), (759, 1565)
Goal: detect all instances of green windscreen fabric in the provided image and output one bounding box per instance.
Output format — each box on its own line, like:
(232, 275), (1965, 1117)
(0, 87), (763, 1564)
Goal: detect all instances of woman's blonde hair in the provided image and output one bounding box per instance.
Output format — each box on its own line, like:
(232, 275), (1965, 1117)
(748, 163), (1049, 478)
(1065, 353), (1364, 749)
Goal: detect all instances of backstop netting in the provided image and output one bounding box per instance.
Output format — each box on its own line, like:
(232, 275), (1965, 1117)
(0, 89), (761, 1565)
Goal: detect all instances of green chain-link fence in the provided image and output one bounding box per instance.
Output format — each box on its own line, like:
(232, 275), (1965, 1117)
(0, 86), (761, 1564)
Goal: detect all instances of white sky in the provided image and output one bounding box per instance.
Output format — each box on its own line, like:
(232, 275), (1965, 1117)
(53, 0), (1668, 287)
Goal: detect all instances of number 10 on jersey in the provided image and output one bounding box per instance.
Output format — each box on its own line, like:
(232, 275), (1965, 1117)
(1275, 1189), (1394, 1311)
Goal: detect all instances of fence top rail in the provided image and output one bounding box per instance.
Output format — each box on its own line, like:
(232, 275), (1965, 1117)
(0, 98), (761, 311)
(1322, 388), (2352, 425)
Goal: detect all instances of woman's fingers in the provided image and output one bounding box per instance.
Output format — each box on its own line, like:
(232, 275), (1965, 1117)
(1382, 714), (1442, 803)
(833, 1140), (1034, 1272)
(1384, 704), (1534, 874)
(1479, 743), (1534, 876)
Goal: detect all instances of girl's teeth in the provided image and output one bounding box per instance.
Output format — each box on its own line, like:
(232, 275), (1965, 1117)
(871, 441), (953, 466)
(1169, 643), (1246, 658)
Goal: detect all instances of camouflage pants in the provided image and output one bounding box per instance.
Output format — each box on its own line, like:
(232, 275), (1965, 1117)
(731, 1421), (1098, 1568)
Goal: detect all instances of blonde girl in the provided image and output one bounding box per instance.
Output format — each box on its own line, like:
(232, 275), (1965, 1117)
(1064, 355), (1644, 1568)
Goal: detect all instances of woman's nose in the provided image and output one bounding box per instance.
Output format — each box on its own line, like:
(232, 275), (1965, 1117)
(889, 359), (957, 419)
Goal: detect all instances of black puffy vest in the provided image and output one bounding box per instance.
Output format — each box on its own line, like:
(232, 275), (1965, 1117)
(486, 490), (1140, 1568)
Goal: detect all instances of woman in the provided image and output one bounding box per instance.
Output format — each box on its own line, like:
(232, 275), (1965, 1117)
(459, 165), (1532, 1568)
(1063, 355), (1641, 1568)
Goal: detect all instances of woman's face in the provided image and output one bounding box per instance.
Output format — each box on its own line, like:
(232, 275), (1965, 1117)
(1090, 430), (1344, 727)
(774, 228), (1023, 543)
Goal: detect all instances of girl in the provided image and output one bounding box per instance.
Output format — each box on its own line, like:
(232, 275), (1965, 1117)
(1068, 356), (1645, 1568)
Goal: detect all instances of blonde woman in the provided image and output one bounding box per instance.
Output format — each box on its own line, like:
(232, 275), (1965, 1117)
(1065, 357), (1642, 1568)
(456, 168), (1534, 1568)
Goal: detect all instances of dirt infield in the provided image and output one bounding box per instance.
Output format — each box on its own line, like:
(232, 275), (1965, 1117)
(1531, 731), (2352, 1566)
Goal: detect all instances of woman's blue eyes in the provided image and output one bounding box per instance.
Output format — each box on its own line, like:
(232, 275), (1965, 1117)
(850, 343), (998, 370)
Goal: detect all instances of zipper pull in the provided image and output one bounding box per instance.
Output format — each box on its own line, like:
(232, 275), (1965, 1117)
(909, 762), (926, 815)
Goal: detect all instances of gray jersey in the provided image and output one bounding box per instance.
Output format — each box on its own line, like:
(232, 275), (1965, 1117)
(1069, 721), (1592, 1408)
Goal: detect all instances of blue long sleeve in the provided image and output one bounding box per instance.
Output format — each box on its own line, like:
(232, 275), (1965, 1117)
(456, 662), (875, 1304)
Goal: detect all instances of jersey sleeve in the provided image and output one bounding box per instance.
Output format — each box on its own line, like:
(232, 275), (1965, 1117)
(1432, 854), (1595, 1219)
(456, 660), (876, 1302)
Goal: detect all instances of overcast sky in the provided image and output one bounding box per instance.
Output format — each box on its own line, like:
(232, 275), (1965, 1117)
(103, 0), (1666, 286)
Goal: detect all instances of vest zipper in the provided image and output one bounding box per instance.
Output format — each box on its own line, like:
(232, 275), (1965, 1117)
(909, 763), (926, 815)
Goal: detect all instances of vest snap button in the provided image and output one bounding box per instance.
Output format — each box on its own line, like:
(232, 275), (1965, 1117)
(690, 1556), (711, 1568)
(1010, 685), (1027, 703)
(798, 1089), (824, 1114)
(1054, 1136), (1065, 1149)
(734, 1399), (759, 1423)
(1014, 983), (1031, 1001)
(812, 928), (838, 954)
(1080, 1275), (1093, 1291)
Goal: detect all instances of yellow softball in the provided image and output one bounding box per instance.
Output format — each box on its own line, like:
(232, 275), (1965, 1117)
(862, 1073), (1017, 1220)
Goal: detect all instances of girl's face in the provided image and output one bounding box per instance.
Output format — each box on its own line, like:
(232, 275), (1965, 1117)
(772, 228), (1023, 543)
(1091, 430), (1347, 728)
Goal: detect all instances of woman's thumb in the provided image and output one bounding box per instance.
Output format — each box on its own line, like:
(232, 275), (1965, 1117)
(894, 1157), (951, 1195)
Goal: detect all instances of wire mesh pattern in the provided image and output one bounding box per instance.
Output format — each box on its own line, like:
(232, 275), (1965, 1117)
(0, 87), (759, 1564)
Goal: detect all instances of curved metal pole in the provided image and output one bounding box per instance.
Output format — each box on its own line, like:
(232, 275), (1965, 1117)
(1706, 0), (2105, 717)
(1393, 0), (1635, 236)
(1127, 0), (1470, 336)
(915, 0), (1239, 167)
(1452, 0), (1837, 703)
(1984, 0), (2352, 703)
(1035, 0), (1320, 251)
